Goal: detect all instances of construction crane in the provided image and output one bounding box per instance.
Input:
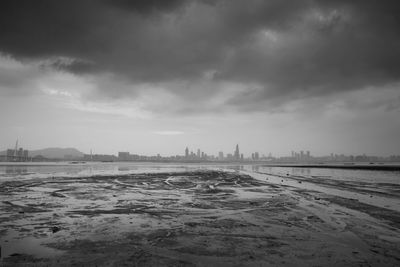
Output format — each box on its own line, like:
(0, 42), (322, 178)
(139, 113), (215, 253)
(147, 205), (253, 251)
(14, 139), (18, 158)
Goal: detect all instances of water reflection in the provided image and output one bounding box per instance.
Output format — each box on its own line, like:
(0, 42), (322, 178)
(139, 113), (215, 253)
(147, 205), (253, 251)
(291, 168), (311, 175)
(229, 165), (244, 172)
(251, 165), (260, 172)
(5, 165), (28, 174)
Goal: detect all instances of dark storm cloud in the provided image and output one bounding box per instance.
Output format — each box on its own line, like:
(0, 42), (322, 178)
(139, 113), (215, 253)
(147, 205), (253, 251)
(0, 0), (400, 111)
(106, 0), (186, 13)
(0, 0), (188, 59)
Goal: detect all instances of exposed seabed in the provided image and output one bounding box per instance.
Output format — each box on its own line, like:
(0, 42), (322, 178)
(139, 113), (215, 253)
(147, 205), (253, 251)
(1, 169), (400, 266)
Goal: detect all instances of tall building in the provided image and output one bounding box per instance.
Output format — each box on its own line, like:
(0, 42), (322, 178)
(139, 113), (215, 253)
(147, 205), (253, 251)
(218, 151), (224, 160)
(17, 148), (23, 157)
(197, 149), (201, 158)
(118, 152), (130, 161)
(6, 149), (14, 161)
(234, 144), (240, 160)
(185, 147), (189, 158)
(6, 149), (14, 157)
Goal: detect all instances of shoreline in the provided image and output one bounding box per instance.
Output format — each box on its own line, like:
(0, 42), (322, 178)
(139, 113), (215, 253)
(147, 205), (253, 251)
(260, 163), (400, 171)
(1, 161), (400, 171)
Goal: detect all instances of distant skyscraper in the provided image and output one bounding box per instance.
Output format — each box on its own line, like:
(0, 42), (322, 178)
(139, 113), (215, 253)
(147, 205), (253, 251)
(218, 151), (224, 160)
(6, 149), (14, 157)
(17, 148), (23, 157)
(118, 152), (130, 161)
(14, 139), (18, 157)
(197, 149), (200, 158)
(234, 144), (240, 160)
(185, 147), (189, 158)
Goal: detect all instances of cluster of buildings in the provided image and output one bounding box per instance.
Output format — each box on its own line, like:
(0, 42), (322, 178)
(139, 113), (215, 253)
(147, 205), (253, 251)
(2, 140), (400, 163)
(82, 144), (252, 163)
(251, 152), (260, 160)
(82, 153), (117, 162)
(184, 144), (246, 162)
(8, 147), (29, 161)
(0, 141), (30, 162)
(272, 151), (400, 163)
(291, 150), (311, 161)
(79, 146), (328, 163)
(117, 152), (165, 161)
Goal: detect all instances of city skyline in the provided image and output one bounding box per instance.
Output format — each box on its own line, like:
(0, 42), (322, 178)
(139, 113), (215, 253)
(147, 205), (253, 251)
(1, 1), (400, 157)
(2, 140), (400, 162)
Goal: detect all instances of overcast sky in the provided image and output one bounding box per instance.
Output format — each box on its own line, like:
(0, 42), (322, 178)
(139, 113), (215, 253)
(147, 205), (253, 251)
(1, 0), (400, 157)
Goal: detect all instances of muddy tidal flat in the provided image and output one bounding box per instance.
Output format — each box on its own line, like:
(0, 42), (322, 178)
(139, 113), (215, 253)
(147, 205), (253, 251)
(1, 169), (400, 266)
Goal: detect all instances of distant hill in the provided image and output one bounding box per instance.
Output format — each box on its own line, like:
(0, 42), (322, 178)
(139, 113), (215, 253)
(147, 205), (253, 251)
(30, 148), (84, 159)
(0, 147), (84, 159)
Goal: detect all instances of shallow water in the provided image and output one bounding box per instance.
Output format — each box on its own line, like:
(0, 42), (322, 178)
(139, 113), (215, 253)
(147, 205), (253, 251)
(0, 162), (199, 181)
(1, 162), (399, 184)
(255, 165), (400, 184)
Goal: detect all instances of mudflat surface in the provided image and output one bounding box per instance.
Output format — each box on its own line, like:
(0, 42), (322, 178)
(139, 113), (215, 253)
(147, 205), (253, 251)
(0, 170), (400, 266)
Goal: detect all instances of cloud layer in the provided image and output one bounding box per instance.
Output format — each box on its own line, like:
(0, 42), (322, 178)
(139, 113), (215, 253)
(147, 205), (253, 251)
(1, 0), (400, 113)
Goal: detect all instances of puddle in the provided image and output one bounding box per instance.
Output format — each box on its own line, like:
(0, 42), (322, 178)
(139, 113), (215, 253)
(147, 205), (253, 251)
(244, 171), (400, 212)
(0, 230), (64, 259)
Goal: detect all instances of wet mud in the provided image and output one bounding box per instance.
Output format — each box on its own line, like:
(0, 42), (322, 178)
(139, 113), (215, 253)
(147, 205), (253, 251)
(0, 170), (400, 266)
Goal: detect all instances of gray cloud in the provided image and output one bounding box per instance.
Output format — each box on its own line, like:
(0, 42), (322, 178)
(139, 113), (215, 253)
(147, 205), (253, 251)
(1, 0), (400, 113)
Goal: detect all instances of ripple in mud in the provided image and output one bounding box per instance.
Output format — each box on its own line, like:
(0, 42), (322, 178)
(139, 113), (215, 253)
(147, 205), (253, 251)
(2, 169), (400, 266)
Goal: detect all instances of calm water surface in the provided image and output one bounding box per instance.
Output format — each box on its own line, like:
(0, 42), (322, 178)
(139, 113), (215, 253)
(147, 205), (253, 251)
(0, 162), (399, 185)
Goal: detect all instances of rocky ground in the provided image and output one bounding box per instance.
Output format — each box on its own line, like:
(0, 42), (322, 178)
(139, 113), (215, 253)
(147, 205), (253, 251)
(0, 170), (400, 266)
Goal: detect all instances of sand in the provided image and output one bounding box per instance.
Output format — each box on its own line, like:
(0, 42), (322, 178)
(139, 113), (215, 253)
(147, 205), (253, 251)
(0, 170), (399, 266)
